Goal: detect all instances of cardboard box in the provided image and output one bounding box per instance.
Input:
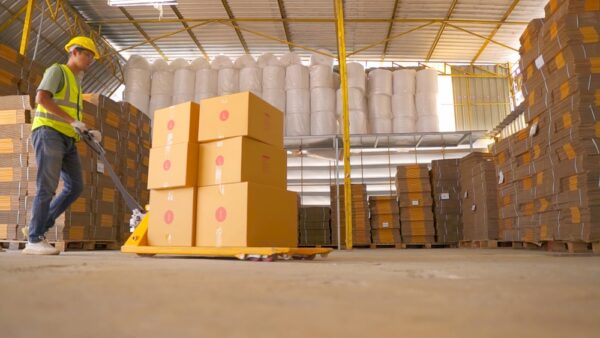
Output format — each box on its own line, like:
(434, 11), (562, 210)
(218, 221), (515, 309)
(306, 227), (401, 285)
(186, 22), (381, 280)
(197, 136), (286, 187)
(196, 182), (297, 247)
(198, 92), (284, 148)
(152, 101), (200, 148)
(148, 187), (197, 246)
(148, 143), (198, 189)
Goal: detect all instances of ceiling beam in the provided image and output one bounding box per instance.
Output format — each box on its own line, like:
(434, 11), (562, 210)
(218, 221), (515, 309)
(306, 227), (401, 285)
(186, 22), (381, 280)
(170, 5), (209, 60)
(220, 0), (250, 54)
(381, 0), (401, 61)
(425, 0), (458, 61)
(471, 0), (520, 64)
(348, 21), (434, 57)
(0, 2), (28, 34)
(445, 23), (518, 52)
(276, 0), (293, 52)
(119, 7), (168, 61)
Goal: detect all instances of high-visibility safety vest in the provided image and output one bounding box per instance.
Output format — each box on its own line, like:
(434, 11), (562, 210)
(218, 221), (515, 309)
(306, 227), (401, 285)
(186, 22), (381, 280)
(32, 64), (83, 140)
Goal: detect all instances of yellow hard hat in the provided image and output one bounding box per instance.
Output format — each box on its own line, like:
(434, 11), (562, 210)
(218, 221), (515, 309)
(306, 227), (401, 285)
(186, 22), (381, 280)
(65, 36), (100, 60)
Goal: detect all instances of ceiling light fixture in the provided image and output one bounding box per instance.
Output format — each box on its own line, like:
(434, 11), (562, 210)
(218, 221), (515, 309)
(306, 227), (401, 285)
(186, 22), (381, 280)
(107, 0), (178, 6)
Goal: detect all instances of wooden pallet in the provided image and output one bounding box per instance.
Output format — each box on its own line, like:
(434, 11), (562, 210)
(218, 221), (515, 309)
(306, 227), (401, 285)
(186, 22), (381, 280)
(513, 241), (600, 254)
(459, 240), (512, 249)
(401, 242), (457, 249)
(369, 243), (403, 249)
(0, 240), (120, 252)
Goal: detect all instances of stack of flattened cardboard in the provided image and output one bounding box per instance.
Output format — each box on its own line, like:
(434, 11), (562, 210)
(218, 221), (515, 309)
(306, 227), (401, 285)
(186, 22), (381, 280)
(431, 159), (462, 243)
(459, 152), (499, 241)
(369, 196), (401, 245)
(148, 92), (298, 248)
(0, 44), (44, 106)
(511, 0), (600, 243)
(298, 207), (331, 246)
(330, 184), (371, 246)
(395, 164), (435, 244)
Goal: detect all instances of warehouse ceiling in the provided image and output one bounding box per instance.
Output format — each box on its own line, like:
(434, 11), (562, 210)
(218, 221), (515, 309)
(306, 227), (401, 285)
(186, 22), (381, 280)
(0, 0), (546, 96)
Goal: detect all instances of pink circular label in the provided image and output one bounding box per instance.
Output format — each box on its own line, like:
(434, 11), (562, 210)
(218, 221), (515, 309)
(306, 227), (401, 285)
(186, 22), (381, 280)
(164, 210), (174, 224)
(215, 207), (227, 222)
(167, 119), (175, 130)
(219, 110), (229, 121)
(163, 160), (171, 171)
(215, 155), (224, 166)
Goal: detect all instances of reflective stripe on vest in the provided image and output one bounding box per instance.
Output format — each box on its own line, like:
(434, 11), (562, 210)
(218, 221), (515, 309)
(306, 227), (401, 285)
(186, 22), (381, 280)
(32, 64), (82, 140)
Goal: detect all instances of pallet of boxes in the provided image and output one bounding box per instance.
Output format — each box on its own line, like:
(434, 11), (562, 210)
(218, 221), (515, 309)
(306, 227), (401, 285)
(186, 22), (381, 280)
(431, 159), (462, 245)
(503, 0), (600, 253)
(147, 92), (298, 250)
(369, 196), (401, 247)
(395, 164), (435, 246)
(0, 44), (44, 102)
(330, 184), (371, 247)
(298, 206), (332, 247)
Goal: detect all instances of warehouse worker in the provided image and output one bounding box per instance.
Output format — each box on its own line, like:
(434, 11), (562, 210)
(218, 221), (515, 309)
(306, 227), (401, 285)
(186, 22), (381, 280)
(22, 36), (101, 255)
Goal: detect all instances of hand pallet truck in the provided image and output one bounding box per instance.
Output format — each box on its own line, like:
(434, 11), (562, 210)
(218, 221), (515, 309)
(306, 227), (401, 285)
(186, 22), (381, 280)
(80, 130), (332, 261)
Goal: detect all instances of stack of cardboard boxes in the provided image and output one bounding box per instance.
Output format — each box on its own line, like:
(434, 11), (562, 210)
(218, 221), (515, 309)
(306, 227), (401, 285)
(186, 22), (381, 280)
(459, 152), (499, 241)
(395, 165), (435, 244)
(431, 159), (462, 243)
(330, 184), (371, 246)
(369, 196), (401, 245)
(505, 0), (600, 243)
(298, 207), (331, 246)
(0, 44), (44, 106)
(148, 92), (298, 248)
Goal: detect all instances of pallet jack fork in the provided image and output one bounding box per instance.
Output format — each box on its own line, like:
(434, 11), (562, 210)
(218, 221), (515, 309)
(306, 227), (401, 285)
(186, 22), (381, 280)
(80, 130), (332, 261)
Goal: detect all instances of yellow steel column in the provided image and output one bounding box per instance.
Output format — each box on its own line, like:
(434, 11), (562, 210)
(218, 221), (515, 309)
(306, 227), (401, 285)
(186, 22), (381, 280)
(334, 0), (353, 249)
(19, 0), (35, 56)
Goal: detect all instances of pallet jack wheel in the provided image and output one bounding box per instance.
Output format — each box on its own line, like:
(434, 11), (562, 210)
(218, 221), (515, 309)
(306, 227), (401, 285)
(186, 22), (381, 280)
(304, 254), (316, 260)
(261, 255), (278, 262)
(136, 253), (156, 257)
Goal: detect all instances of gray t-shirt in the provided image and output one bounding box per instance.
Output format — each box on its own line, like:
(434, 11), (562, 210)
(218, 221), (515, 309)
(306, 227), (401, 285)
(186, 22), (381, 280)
(37, 64), (81, 96)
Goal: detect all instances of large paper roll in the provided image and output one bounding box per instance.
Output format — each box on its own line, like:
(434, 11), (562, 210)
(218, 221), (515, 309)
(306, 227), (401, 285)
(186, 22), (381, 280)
(415, 92), (438, 116)
(391, 93), (416, 118)
(286, 112), (310, 136)
(309, 65), (334, 89)
(150, 59), (173, 96)
(311, 88), (335, 113)
(347, 62), (366, 92)
(367, 69), (392, 96)
(416, 68), (439, 93)
(123, 90), (149, 115)
(262, 88), (286, 113)
(239, 67), (262, 96)
(369, 117), (392, 134)
(311, 111), (337, 135)
(310, 50), (334, 68)
(393, 69), (416, 95)
(148, 94), (171, 120)
(262, 66), (285, 89)
(218, 68), (239, 96)
(285, 64), (309, 90)
(286, 89), (310, 115)
(417, 114), (440, 132)
(392, 116), (416, 133)
(348, 110), (368, 134)
(171, 58), (195, 104)
(194, 68), (217, 101)
(336, 88), (366, 114)
(368, 94), (392, 119)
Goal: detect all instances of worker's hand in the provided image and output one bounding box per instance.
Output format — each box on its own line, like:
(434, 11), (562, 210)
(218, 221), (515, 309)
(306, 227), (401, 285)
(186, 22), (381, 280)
(88, 130), (102, 143)
(70, 120), (88, 133)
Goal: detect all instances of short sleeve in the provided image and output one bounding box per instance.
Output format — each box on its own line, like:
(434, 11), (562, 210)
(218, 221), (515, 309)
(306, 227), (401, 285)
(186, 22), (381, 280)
(36, 65), (65, 96)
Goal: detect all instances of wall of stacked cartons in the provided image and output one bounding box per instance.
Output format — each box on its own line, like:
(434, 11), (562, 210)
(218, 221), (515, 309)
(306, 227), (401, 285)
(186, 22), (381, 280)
(330, 184), (371, 246)
(0, 44), (44, 106)
(431, 159), (462, 244)
(369, 196), (401, 245)
(395, 165), (435, 244)
(298, 207), (331, 246)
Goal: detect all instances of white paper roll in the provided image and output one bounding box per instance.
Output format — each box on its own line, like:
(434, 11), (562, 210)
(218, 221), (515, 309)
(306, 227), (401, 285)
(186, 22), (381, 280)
(369, 117), (392, 134)
(148, 94), (171, 120)
(218, 68), (239, 96)
(123, 90), (149, 115)
(336, 88), (366, 115)
(310, 50), (334, 68)
(392, 116), (416, 133)
(310, 65), (334, 89)
(368, 94), (392, 119)
(194, 68), (217, 101)
(286, 112), (310, 136)
(234, 55), (257, 69)
(239, 67), (262, 95)
(262, 88), (286, 113)
(285, 64), (309, 90)
(172, 60), (195, 105)
(195, 92), (216, 102)
(125, 64), (151, 95)
(349, 110), (368, 134)
(391, 93), (417, 118)
(416, 68), (439, 93)
(367, 69), (392, 96)
(262, 66), (285, 89)
(417, 114), (440, 132)
(347, 62), (366, 92)
(393, 69), (416, 95)
(415, 92), (438, 116)
(211, 55), (234, 70)
(311, 111), (336, 135)
(150, 59), (173, 96)
(310, 88), (335, 113)
(286, 89), (310, 114)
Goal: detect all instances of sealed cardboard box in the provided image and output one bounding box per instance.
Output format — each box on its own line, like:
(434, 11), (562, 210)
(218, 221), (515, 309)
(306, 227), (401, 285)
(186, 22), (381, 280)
(152, 101), (200, 147)
(197, 136), (287, 188)
(148, 143), (198, 189)
(196, 182), (297, 247)
(198, 92), (284, 148)
(148, 187), (197, 247)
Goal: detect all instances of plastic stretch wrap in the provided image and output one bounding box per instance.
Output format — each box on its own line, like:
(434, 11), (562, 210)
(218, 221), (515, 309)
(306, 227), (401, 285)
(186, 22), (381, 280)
(234, 55), (257, 69)
(262, 66), (285, 89)
(285, 64), (309, 90)
(218, 68), (239, 96)
(311, 111), (336, 135)
(310, 88), (335, 113)
(369, 117), (392, 134)
(368, 94), (392, 119)
(239, 67), (262, 96)
(148, 94), (171, 120)
(285, 113), (310, 136)
(393, 69), (416, 94)
(171, 58), (196, 104)
(417, 115), (439, 132)
(194, 68), (218, 101)
(347, 63), (366, 92)
(150, 59), (173, 96)
(262, 89), (286, 113)
(392, 116), (416, 133)
(309, 65), (334, 89)
(123, 90), (149, 115)
(310, 50), (334, 68)
(367, 69), (392, 96)
(124, 55), (151, 94)
(416, 68), (439, 93)
(336, 88), (366, 115)
(415, 92), (438, 116)
(391, 94), (416, 118)
(286, 89), (310, 114)
(280, 52), (301, 66)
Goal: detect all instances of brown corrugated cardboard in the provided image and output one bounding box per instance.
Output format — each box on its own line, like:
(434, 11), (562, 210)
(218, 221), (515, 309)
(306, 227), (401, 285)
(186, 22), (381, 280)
(152, 101), (200, 148)
(148, 142), (198, 189)
(148, 187), (197, 247)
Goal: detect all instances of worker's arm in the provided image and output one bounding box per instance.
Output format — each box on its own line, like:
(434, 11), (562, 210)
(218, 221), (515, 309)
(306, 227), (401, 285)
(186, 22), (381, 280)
(35, 90), (77, 123)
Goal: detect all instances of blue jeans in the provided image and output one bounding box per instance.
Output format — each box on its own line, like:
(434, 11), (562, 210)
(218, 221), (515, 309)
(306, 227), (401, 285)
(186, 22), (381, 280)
(29, 126), (83, 243)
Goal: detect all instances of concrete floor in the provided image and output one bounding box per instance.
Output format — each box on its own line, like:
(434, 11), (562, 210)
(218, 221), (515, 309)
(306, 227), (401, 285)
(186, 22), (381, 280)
(0, 248), (599, 338)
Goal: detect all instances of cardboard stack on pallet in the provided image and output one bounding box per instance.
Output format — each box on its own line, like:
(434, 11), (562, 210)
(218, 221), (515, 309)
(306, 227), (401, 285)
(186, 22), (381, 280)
(330, 184), (371, 246)
(431, 159), (462, 243)
(369, 196), (401, 245)
(509, 0), (600, 243)
(0, 44), (44, 106)
(148, 92), (298, 248)
(395, 165), (435, 244)
(459, 152), (499, 241)
(298, 207), (331, 246)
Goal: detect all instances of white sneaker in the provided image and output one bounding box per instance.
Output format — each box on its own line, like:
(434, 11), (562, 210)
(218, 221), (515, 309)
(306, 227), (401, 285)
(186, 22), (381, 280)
(21, 226), (29, 239)
(22, 239), (60, 255)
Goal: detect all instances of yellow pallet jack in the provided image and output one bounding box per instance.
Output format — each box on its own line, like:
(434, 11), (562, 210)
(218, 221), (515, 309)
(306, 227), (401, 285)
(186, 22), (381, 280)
(80, 130), (332, 261)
